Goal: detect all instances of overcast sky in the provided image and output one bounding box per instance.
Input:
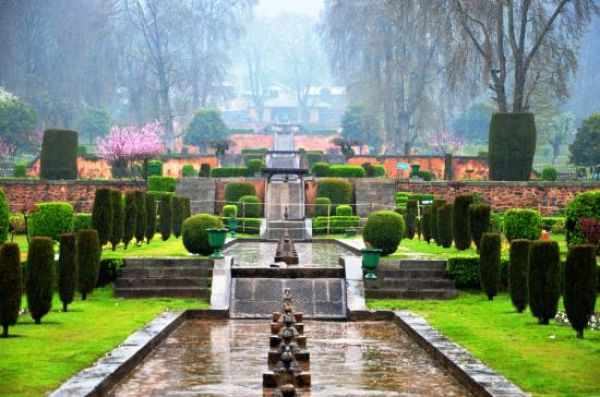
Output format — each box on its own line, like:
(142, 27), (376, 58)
(254, 0), (324, 18)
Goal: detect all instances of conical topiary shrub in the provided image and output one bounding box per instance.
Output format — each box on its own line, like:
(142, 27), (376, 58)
(437, 204), (453, 248)
(159, 194), (173, 241)
(145, 192), (156, 244)
(134, 190), (146, 245)
(77, 229), (100, 300)
(469, 204), (491, 251)
(564, 245), (597, 338)
(528, 241), (561, 325)
(488, 113), (536, 181)
(123, 191), (136, 249)
(0, 242), (22, 337)
(26, 237), (55, 324)
(431, 199), (446, 245)
(453, 194), (473, 250)
(422, 205), (432, 243)
(172, 196), (185, 238)
(39, 129), (78, 180)
(58, 233), (78, 312)
(92, 188), (113, 246)
(110, 189), (123, 250)
(479, 233), (501, 300)
(509, 239), (530, 312)
(406, 199), (418, 239)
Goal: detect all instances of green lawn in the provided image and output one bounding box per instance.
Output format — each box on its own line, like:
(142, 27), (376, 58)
(0, 286), (208, 397)
(368, 292), (600, 397)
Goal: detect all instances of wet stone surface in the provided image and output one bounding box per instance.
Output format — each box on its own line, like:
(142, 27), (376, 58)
(110, 320), (472, 397)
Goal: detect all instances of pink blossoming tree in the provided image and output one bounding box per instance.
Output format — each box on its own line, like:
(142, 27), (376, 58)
(97, 121), (165, 179)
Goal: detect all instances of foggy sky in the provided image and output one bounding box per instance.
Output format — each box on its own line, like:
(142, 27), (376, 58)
(255, 0), (324, 17)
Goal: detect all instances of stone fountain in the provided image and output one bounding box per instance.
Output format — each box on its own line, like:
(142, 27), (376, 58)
(263, 288), (310, 396)
(274, 231), (299, 266)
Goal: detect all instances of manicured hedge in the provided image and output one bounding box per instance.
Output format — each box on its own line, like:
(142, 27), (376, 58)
(133, 190), (146, 244)
(58, 233), (78, 312)
(437, 204), (453, 248)
(316, 178), (352, 208)
(311, 162), (330, 177)
(224, 182), (256, 205)
(306, 151), (324, 167)
(110, 189), (123, 250)
(123, 191), (136, 248)
(28, 202), (74, 241)
(40, 129), (78, 180)
(200, 163), (211, 177)
(453, 194), (473, 250)
(223, 205), (238, 218)
(313, 197), (332, 217)
(565, 190), (600, 247)
(247, 159), (265, 174)
(0, 242), (22, 337)
(0, 188), (9, 244)
(26, 237), (55, 324)
(92, 188), (113, 246)
(421, 205), (432, 243)
(313, 216), (360, 234)
(210, 167), (251, 178)
(447, 256), (480, 289)
(503, 208), (541, 241)
(336, 205), (352, 217)
(363, 210), (405, 255)
(406, 199), (418, 239)
(172, 195), (187, 238)
(145, 192), (156, 243)
(73, 213), (92, 232)
(488, 113), (536, 181)
(541, 166), (557, 181)
(480, 233), (501, 300)
(238, 195), (262, 218)
(431, 199), (446, 245)
(509, 239), (530, 313)
(564, 245), (597, 338)
(528, 241), (561, 324)
(395, 192), (410, 207)
(328, 165), (366, 178)
(147, 160), (163, 176)
(147, 175), (177, 192)
(159, 194), (172, 241)
(181, 164), (196, 177)
(182, 214), (223, 255)
(77, 229), (100, 301)
(222, 217), (261, 234)
(469, 204), (491, 251)
(13, 164), (27, 178)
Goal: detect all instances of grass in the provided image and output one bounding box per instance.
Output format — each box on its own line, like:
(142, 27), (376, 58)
(368, 292), (600, 397)
(0, 286), (208, 397)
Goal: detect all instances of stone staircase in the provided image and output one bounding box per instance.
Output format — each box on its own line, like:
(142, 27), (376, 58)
(115, 258), (212, 299)
(263, 220), (309, 240)
(365, 260), (457, 300)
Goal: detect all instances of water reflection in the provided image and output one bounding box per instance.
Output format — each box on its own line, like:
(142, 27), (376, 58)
(110, 320), (471, 397)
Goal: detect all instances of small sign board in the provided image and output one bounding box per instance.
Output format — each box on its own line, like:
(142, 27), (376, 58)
(396, 162), (409, 170)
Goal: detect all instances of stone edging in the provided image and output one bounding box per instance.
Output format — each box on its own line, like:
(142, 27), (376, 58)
(349, 310), (530, 397)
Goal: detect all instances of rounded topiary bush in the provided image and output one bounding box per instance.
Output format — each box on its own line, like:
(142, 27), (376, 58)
(145, 192), (156, 243)
(503, 209), (542, 241)
(479, 233), (501, 300)
(0, 188), (8, 244)
(159, 194), (172, 241)
(77, 229), (100, 300)
(26, 237), (55, 324)
(488, 113), (536, 181)
(123, 191), (136, 248)
(147, 160), (163, 176)
(58, 233), (78, 312)
(437, 204), (453, 248)
(406, 199), (418, 240)
(40, 129), (78, 180)
(313, 197), (332, 217)
(564, 245), (597, 338)
(335, 205), (352, 217)
(224, 182), (256, 205)
(421, 205), (432, 243)
(311, 162), (330, 177)
(247, 159), (265, 174)
(528, 241), (561, 325)
(328, 165), (366, 178)
(541, 166), (558, 181)
(28, 202), (74, 241)
(431, 199), (446, 246)
(182, 214), (224, 255)
(134, 190), (146, 244)
(92, 188), (113, 246)
(181, 164), (196, 177)
(223, 204), (238, 218)
(110, 189), (123, 250)
(363, 210), (405, 256)
(453, 194), (473, 250)
(316, 178), (352, 209)
(0, 242), (22, 337)
(200, 163), (211, 177)
(469, 204), (491, 251)
(147, 176), (176, 192)
(238, 195), (262, 218)
(509, 239), (530, 312)
(13, 164), (27, 178)
(565, 190), (600, 247)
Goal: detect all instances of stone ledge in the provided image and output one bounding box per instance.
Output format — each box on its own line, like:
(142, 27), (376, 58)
(0, 178), (145, 187)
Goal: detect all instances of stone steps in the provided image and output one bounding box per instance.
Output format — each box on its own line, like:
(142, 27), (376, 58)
(264, 220), (308, 240)
(115, 287), (211, 299)
(120, 267), (213, 278)
(115, 277), (210, 288)
(366, 278), (455, 289)
(366, 289), (458, 300)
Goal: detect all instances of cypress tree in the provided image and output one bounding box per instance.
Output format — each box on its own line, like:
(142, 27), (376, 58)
(77, 229), (100, 300)
(431, 199), (446, 245)
(453, 194), (473, 250)
(509, 239), (530, 312)
(123, 191), (136, 249)
(172, 196), (185, 238)
(183, 196), (191, 220)
(405, 199), (418, 239)
(528, 241), (561, 325)
(159, 194), (173, 241)
(489, 113), (537, 181)
(469, 204), (492, 251)
(0, 242), (22, 337)
(58, 233), (78, 312)
(26, 237), (55, 324)
(564, 245), (597, 338)
(110, 189), (123, 250)
(134, 190), (146, 245)
(421, 205), (432, 243)
(145, 192), (156, 244)
(91, 188), (113, 246)
(437, 204), (453, 248)
(479, 233), (501, 300)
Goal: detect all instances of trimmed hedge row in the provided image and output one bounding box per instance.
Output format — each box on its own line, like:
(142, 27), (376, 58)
(29, 203), (74, 241)
(316, 178), (352, 208)
(222, 217), (261, 234)
(211, 167), (251, 178)
(225, 182), (256, 205)
(504, 208), (542, 241)
(328, 165), (366, 178)
(565, 190), (599, 247)
(313, 216), (360, 234)
(147, 176), (177, 192)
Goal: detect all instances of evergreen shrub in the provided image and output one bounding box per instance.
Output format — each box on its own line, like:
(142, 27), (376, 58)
(210, 167), (250, 178)
(77, 229), (100, 300)
(316, 178), (352, 208)
(13, 164), (27, 178)
(182, 214), (223, 255)
(0, 188), (9, 243)
(406, 199), (418, 239)
(437, 204), (453, 248)
(222, 217), (261, 234)
(145, 192), (156, 243)
(431, 199), (446, 245)
(172, 195), (186, 238)
(133, 190), (146, 244)
(447, 256), (479, 289)
(565, 190), (600, 247)
(159, 194), (172, 241)
(509, 239), (530, 312)
(181, 164), (196, 177)
(311, 162), (330, 177)
(110, 189), (123, 250)
(306, 151), (324, 167)
(480, 233), (501, 300)
(147, 160), (163, 176)
(92, 188), (113, 246)
(363, 210), (405, 255)
(247, 159), (265, 174)
(200, 163), (211, 177)
(313, 197), (332, 217)
(488, 113), (536, 181)
(469, 204), (491, 250)
(453, 194), (473, 250)
(28, 202), (74, 240)
(541, 166), (558, 181)
(421, 205), (432, 243)
(147, 175), (176, 192)
(26, 237), (55, 323)
(222, 205), (238, 218)
(564, 245), (597, 338)
(40, 129), (78, 180)
(73, 213), (92, 232)
(528, 241), (561, 324)
(123, 191), (136, 248)
(313, 216), (360, 234)
(335, 205), (352, 217)
(328, 165), (366, 178)
(0, 242), (22, 337)
(58, 233), (78, 312)
(504, 209), (542, 241)
(238, 195), (262, 218)
(224, 182), (256, 205)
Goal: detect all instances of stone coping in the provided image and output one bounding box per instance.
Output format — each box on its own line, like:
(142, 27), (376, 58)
(0, 178), (145, 186)
(349, 310), (530, 397)
(231, 266), (344, 278)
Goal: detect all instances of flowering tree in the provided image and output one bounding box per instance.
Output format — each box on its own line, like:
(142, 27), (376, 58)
(97, 121), (165, 179)
(0, 137), (14, 158)
(425, 130), (464, 156)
